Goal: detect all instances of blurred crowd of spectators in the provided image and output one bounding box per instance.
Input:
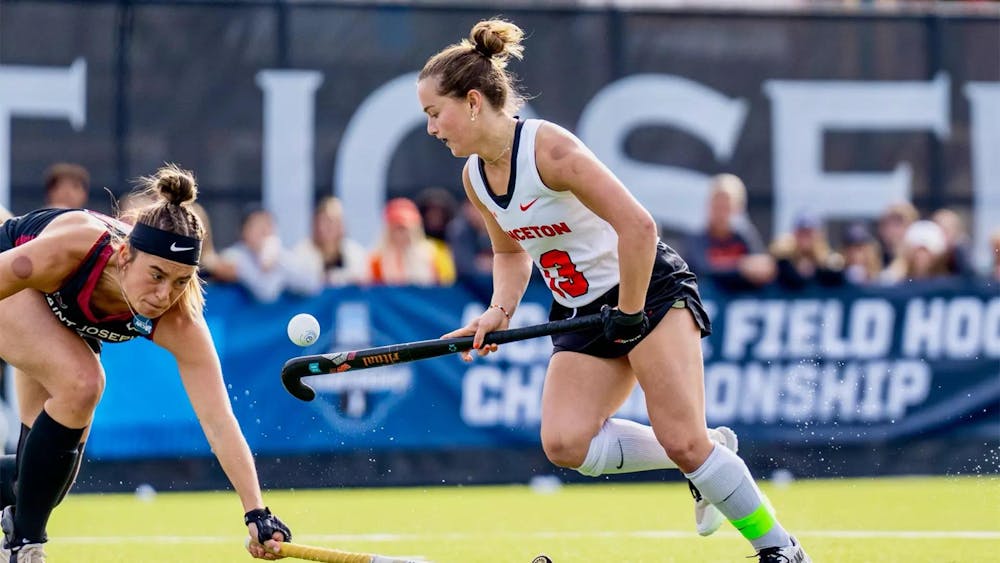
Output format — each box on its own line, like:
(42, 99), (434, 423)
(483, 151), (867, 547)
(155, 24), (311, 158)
(14, 162), (1000, 304)
(187, 192), (469, 303)
(24, 162), (490, 303)
(682, 173), (997, 293)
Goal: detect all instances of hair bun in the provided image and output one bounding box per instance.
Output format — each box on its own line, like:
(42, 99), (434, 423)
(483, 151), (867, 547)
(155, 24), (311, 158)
(154, 164), (198, 206)
(469, 19), (524, 64)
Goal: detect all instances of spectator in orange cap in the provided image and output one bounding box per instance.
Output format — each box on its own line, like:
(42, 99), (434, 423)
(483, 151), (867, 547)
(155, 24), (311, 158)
(368, 197), (455, 286)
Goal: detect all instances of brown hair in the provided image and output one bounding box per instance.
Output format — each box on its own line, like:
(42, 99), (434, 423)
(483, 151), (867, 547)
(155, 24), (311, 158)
(122, 164), (206, 317)
(419, 18), (526, 113)
(770, 232), (833, 266)
(44, 162), (90, 192)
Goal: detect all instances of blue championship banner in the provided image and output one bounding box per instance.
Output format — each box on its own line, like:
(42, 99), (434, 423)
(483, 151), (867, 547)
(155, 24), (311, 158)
(90, 279), (999, 460)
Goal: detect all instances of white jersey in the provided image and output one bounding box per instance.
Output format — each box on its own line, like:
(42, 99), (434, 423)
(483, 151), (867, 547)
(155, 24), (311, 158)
(467, 119), (620, 308)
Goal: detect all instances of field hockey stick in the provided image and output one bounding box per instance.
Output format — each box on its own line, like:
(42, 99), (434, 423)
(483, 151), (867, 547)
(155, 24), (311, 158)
(281, 312), (602, 402)
(246, 538), (422, 563)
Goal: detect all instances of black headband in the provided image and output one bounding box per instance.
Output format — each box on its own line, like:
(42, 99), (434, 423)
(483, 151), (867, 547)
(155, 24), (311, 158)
(129, 222), (201, 266)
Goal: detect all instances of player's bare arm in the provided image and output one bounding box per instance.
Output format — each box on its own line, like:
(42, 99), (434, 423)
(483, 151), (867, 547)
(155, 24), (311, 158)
(463, 162), (532, 303)
(155, 316), (269, 511)
(154, 312), (288, 559)
(154, 313), (268, 508)
(0, 212), (107, 299)
(534, 123), (657, 314)
(443, 164), (533, 356)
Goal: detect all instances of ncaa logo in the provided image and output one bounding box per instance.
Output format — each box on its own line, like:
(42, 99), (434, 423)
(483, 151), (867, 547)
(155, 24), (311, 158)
(309, 343), (413, 433)
(307, 300), (412, 432)
(309, 363), (414, 433)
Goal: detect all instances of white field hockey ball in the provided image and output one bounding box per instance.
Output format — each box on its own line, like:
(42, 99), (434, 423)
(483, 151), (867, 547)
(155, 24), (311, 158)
(287, 313), (320, 347)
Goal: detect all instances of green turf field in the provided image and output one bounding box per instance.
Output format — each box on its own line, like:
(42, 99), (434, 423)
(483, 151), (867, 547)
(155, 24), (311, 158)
(47, 476), (999, 562)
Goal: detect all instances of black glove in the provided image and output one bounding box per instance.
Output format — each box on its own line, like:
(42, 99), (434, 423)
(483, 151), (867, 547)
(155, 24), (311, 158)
(600, 305), (650, 344)
(245, 507), (292, 543)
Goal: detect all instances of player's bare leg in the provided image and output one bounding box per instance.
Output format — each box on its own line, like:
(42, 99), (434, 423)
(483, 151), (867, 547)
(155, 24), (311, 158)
(539, 349), (739, 536)
(540, 352), (635, 471)
(0, 290), (103, 562)
(629, 305), (810, 561)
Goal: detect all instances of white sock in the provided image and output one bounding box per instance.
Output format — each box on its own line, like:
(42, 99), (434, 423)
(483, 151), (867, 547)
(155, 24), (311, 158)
(575, 418), (678, 476)
(684, 444), (791, 551)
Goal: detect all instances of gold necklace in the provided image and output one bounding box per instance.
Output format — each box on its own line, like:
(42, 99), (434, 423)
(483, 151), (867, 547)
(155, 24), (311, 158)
(481, 121), (517, 165)
(481, 145), (511, 166)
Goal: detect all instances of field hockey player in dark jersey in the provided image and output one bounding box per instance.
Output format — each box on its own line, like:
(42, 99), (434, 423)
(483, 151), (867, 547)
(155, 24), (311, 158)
(0, 165), (290, 562)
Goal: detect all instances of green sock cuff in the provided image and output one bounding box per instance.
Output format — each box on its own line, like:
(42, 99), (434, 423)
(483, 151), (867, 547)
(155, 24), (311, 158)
(730, 503), (776, 540)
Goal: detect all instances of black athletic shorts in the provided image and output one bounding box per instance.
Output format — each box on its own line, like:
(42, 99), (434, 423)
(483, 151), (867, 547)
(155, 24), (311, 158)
(548, 240), (711, 359)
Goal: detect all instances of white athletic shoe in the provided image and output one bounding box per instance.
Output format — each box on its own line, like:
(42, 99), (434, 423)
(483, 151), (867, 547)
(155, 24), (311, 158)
(1, 506), (46, 562)
(0, 543), (46, 563)
(756, 536), (811, 563)
(691, 426), (739, 536)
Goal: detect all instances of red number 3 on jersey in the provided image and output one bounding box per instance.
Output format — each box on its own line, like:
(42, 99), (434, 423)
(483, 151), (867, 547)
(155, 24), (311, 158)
(539, 249), (590, 298)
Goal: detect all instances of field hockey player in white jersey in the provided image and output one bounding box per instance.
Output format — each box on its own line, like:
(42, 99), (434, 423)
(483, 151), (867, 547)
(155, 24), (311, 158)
(417, 18), (811, 563)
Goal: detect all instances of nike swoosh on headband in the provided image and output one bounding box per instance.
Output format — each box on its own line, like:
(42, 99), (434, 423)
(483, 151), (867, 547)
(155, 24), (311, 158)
(170, 242), (195, 252)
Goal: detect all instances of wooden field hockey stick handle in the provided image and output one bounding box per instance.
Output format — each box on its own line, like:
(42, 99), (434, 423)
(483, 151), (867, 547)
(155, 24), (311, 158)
(273, 541), (422, 563)
(276, 542), (370, 562)
(282, 312), (603, 402)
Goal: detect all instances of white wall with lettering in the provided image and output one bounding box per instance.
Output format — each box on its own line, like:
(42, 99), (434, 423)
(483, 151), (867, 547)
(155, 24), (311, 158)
(1, 59), (996, 269)
(256, 70), (324, 246)
(0, 59), (86, 208)
(964, 83), (1000, 271)
(334, 72), (425, 248)
(764, 74), (950, 236)
(578, 74), (748, 234)
(332, 73), (537, 247)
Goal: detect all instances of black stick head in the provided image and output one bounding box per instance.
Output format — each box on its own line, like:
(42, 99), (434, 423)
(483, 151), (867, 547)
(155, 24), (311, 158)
(281, 369), (316, 402)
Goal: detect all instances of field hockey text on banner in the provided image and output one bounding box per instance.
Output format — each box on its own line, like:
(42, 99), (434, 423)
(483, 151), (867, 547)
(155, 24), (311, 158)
(95, 279), (998, 460)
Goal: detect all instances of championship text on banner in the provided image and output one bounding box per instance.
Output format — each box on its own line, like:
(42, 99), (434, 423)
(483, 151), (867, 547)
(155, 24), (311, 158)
(91, 279), (999, 460)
